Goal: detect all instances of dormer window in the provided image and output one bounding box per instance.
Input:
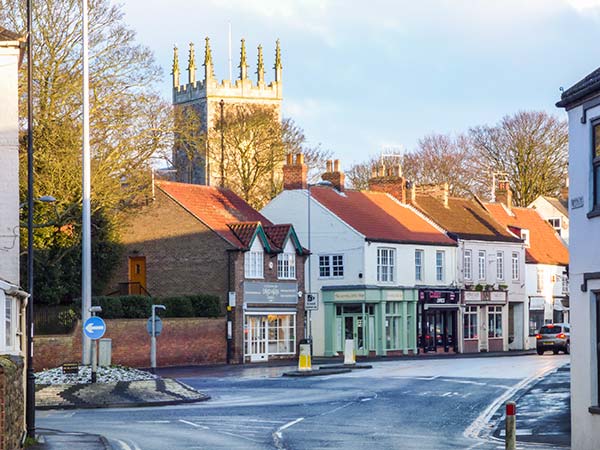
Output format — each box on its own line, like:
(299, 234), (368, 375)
(521, 229), (530, 247)
(245, 238), (264, 279)
(277, 240), (296, 280)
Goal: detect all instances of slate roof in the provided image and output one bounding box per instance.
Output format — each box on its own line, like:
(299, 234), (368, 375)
(157, 181), (271, 249)
(0, 27), (21, 42)
(556, 66), (600, 109)
(411, 195), (522, 243)
(310, 187), (456, 246)
(485, 203), (568, 266)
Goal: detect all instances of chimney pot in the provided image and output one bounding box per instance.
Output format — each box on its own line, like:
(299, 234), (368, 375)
(286, 154), (293, 165)
(326, 160), (333, 172)
(296, 153), (304, 165)
(333, 159), (340, 172)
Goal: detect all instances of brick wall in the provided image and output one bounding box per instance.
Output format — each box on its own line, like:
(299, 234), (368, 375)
(108, 188), (232, 300)
(0, 355), (24, 450)
(34, 318), (226, 371)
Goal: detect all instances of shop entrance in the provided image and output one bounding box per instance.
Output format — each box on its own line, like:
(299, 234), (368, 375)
(335, 304), (374, 356)
(421, 308), (457, 353)
(245, 315), (267, 362)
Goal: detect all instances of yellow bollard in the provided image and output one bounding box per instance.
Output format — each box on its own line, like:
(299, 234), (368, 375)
(298, 343), (312, 371)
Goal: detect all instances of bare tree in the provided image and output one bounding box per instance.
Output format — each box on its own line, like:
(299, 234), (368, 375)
(469, 111), (568, 206)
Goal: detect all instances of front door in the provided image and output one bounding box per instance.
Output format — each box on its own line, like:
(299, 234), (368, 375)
(128, 256), (146, 295)
(479, 307), (489, 351)
(246, 315), (267, 362)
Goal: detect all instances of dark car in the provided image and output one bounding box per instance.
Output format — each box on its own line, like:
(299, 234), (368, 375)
(536, 323), (570, 355)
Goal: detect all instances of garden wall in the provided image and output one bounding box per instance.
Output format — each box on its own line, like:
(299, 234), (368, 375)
(0, 355), (24, 450)
(34, 317), (226, 370)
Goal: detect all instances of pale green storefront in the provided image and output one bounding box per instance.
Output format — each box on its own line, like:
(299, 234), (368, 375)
(322, 286), (418, 357)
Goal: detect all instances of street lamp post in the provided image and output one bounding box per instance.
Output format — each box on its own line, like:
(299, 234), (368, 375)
(306, 180), (332, 344)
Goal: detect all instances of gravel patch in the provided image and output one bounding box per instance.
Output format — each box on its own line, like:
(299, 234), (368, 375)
(36, 365), (158, 385)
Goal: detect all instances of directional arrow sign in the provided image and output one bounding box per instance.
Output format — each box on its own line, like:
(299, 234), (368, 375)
(83, 316), (106, 340)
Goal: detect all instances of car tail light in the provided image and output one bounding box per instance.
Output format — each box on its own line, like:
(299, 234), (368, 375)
(535, 334), (542, 339)
(557, 333), (566, 339)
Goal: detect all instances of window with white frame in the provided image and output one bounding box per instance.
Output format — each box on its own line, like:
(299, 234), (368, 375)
(478, 250), (486, 280)
(377, 248), (395, 283)
(415, 249), (424, 281)
(244, 250), (264, 279)
(436, 250), (445, 282)
(464, 306), (478, 339)
(319, 254), (344, 278)
(511, 252), (520, 280)
(521, 229), (530, 247)
(464, 249), (472, 280)
(488, 306), (503, 338)
(496, 251), (504, 281)
(4, 297), (12, 348)
(562, 273), (569, 294)
(548, 218), (562, 236)
(537, 269), (544, 293)
(277, 252), (296, 279)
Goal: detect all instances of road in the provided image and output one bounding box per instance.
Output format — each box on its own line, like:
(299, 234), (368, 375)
(38, 354), (568, 450)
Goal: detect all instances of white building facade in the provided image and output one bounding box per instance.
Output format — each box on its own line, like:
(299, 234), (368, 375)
(557, 66), (600, 449)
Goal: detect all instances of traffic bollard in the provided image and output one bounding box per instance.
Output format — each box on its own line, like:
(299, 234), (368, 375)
(298, 342), (312, 371)
(344, 339), (355, 365)
(505, 401), (516, 450)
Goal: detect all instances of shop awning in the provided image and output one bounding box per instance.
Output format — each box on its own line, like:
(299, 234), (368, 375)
(529, 297), (545, 310)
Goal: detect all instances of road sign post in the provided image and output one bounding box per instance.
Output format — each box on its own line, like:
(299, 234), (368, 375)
(83, 308), (105, 383)
(148, 305), (166, 371)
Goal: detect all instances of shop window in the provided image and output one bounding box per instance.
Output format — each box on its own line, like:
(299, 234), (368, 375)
(478, 250), (486, 280)
(385, 302), (403, 350)
(377, 248), (395, 283)
(319, 254), (344, 278)
(244, 250), (264, 279)
(464, 249), (472, 280)
(266, 314), (296, 355)
(529, 310), (544, 336)
(436, 250), (445, 282)
(496, 251), (504, 281)
(511, 252), (520, 280)
(277, 252), (296, 279)
(537, 269), (544, 293)
(415, 249), (424, 281)
(488, 306), (503, 338)
(464, 306), (478, 339)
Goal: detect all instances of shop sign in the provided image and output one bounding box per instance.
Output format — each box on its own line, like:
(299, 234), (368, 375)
(334, 291), (366, 301)
(420, 290), (459, 304)
(244, 281), (298, 304)
(490, 292), (507, 303)
(464, 291), (481, 302)
(385, 290), (404, 301)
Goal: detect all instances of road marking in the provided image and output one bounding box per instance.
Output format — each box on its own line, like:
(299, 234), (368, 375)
(440, 379), (510, 389)
(179, 419), (210, 429)
(273, 417), (305, 450)
(135, 420), (171, 424)
(113, 439), (142, 450)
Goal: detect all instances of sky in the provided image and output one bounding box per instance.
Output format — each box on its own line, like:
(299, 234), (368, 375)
(121, 0), (600, 167)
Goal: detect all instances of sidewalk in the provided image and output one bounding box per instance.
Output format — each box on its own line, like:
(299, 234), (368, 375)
(30, 429), (111, 450)
(35, 377), (209, 410)
(491, 363), (571, 448)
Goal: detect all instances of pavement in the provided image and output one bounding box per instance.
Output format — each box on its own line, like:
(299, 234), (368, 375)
(31, 351), (570, 449)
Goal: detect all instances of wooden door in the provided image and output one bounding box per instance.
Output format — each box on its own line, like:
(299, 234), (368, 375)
(128, 256), (147, 295)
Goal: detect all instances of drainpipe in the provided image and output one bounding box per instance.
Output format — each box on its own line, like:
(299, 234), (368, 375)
(226, 251), (232, 364)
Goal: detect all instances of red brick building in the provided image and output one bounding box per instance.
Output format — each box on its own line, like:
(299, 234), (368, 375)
(109, 181), (307, 364)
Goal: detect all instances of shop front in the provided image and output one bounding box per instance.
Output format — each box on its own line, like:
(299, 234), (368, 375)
(322, 287), (418, 357)
(462, 290), (508, 353)
(417, 289), (461, 353)
(242, 281), (301, 362)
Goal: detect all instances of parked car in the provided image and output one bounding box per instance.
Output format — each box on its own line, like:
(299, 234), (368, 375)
(536, 323), (570, 355)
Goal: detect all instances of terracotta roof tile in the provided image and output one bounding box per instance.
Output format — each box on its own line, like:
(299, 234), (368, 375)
(310, 187), (455, 246)
(485, 203), (569, 265)
(413, 195), (521, 243)
(228, 222), (261, 249)
(157, 181), (271, 248)
(263, 224), (292, 250)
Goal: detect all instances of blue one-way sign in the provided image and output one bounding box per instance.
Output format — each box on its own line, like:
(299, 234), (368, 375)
(83, 316), (106, 340)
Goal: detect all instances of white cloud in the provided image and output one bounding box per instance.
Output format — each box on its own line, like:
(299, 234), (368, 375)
(564, 0), (600, 11)
(282, 97), (339, 121)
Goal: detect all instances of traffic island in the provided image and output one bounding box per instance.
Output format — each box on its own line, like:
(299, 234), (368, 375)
(282, 367), (352, 377)
(318, 364), (373, 370)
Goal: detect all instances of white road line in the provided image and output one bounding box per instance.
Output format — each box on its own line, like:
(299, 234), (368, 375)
(278, 417), (304, 432)
(113, 439), (142, 450)
(440, 379), (510, 389)
(179, 419), (210, 429)
(135, 420), (171, 424)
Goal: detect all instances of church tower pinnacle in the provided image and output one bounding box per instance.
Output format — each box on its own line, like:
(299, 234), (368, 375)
(239, 38), (248, 80)
(274, 39), (282, 83)
(172, 45), (180, 88)
(187, 42), (196, 85)
(203, 37), (215, 81)
(256, 45), (265, 85)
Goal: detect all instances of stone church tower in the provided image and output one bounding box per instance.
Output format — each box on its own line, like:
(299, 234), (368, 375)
(171, 38), (283, 186)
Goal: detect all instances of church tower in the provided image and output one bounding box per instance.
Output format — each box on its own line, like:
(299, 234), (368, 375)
(171, 38), (283, 186)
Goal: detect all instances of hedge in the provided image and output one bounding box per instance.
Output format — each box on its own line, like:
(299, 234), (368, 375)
(76, 294), (223, 319)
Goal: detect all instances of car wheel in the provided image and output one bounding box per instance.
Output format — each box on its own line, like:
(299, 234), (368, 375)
(566, 343), (570, 355)
(553, 349), (559, 355)
(537, 348), (544, 355)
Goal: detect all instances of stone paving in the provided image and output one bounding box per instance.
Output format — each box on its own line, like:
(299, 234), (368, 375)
(36, 378), (209, 410)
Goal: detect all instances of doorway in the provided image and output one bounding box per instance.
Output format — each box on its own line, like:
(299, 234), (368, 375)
(128, 256), (146, 295)
(245, 315), (267, 362)
(335, 304), (373, 356)
(421, 309), (457, 353)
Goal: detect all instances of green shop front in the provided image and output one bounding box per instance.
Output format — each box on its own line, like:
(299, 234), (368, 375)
(322, 286), (418, 357)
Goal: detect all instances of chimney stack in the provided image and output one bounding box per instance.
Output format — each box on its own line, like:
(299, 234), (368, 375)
(414, 183), (449, 207)
(321, 159), (345, 191)
(495, 180), (512, 209)
(368, 162), (407, 203)
(283, 153), (307, 190)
